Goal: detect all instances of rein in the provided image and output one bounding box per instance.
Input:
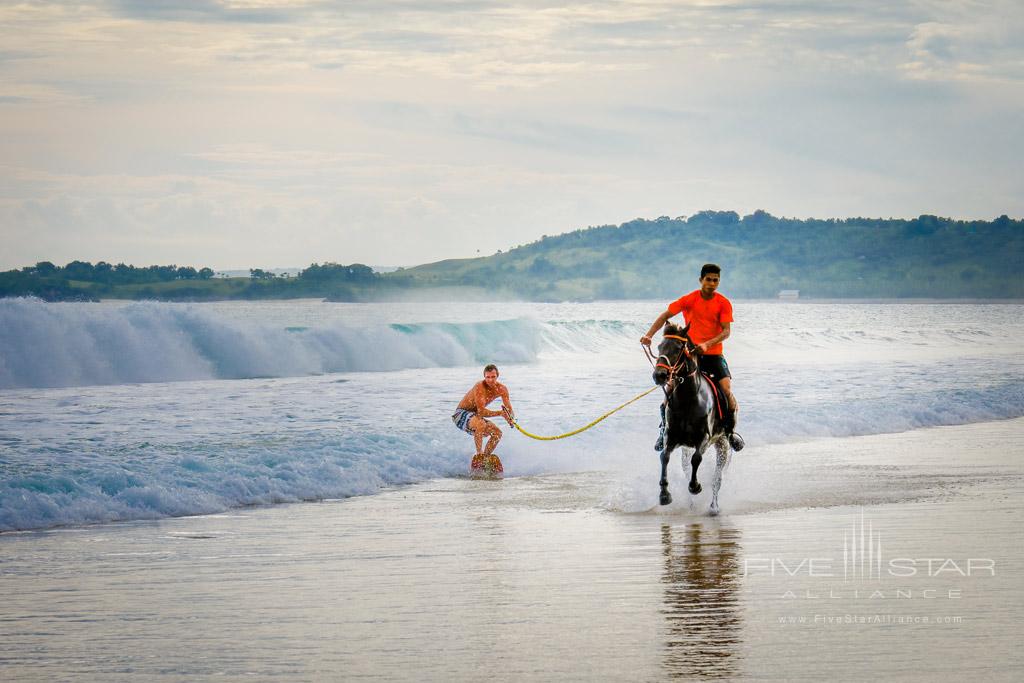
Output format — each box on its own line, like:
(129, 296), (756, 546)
(643, 334), (698, 395)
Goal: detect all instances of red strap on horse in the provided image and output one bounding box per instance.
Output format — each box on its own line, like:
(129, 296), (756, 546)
(702, 372), (725, 420)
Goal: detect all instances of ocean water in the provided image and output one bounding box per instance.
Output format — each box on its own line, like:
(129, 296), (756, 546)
(1, 298), (1023, 532)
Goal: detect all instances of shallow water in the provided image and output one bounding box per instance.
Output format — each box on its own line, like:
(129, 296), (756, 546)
(1, 421), (1021, 681)
(2, 299), (1024, 677)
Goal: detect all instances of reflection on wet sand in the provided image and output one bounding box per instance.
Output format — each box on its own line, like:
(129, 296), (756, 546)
(660, 523), (743, 679)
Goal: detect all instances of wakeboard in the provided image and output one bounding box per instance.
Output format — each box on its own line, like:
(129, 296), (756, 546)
(469, 453), (504, 480)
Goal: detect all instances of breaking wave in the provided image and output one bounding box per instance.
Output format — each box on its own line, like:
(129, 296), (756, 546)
(0, 299), (552, 389)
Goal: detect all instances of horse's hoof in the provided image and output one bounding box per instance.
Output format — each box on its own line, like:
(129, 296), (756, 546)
(689, 481), (702, 495)
(708, 502), (720, 516)
(660, 491), (673, 506)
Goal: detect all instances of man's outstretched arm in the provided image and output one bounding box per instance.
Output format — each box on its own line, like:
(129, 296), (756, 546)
(641, 309), (674, 345)
(499, 387), (514, 424)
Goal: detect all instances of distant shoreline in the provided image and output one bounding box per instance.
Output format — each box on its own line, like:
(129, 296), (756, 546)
(5, 213), (1022, 302)
(83, 295), (1024, 305)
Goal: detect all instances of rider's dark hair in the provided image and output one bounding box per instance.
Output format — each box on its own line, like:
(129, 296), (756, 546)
(484, 364), (499, 375)
(700, 263), (721, 279)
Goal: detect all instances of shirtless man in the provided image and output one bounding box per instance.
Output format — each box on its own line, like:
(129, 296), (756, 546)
(452, 364), (515, 456)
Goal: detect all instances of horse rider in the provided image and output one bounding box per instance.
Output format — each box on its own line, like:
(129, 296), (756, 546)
(640, 263), (745, 452)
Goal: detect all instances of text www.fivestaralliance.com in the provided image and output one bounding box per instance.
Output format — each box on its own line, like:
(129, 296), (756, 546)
(778, 614), (964, 625)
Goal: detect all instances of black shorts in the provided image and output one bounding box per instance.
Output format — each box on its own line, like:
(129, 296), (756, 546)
(698, 354), (732, 380)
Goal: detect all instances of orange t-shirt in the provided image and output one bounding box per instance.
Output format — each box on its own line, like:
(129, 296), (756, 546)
(667, 290), (734, 355)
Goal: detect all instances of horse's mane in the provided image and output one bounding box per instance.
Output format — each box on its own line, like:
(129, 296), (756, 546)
(664, 322), (688, 338)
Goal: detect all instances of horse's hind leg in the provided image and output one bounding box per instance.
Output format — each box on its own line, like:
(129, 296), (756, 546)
(659, 444), (673, 506)
(709, 439), (728, 516)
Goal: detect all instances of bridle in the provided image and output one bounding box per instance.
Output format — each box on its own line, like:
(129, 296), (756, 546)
(644, 334), (698, 393)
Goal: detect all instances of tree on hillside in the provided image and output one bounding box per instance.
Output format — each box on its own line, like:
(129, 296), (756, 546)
(64, 261), (94, 280)
(94, 261), (113, 282)
(35, 261), (58, 277)
(529, 256), (557, 276)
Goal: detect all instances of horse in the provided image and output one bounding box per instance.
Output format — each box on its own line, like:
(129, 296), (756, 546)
(651, 322), (732, 514)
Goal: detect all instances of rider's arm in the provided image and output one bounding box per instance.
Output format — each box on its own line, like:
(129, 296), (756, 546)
(696, 322), (731, 353)
(641, 309), (674, 345)
(474, 384), (503, 417)
(499, 386), (514, 423)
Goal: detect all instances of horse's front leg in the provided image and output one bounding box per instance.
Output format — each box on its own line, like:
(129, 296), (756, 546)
(659, 443), (674, 506)
(688, 438), (709, 495)
(709, 438), (728, 516)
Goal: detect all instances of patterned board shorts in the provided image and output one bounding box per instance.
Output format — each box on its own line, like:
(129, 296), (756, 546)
(451, 409), (476, 434)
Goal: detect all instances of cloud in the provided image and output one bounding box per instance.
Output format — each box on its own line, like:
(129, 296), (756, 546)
(0, 82), (89, 106)
(451, 112), (637, 155)
(11, 1), (1014, 93)
(347, 100), (639, 156)
(104, 0), (303, 24)
(2, 1), (1022, 271)
(187, 144), (380, 168)
(904, 5), (1024, 82)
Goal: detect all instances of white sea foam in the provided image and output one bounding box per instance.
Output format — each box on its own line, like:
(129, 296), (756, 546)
(0, 428), (465, 532)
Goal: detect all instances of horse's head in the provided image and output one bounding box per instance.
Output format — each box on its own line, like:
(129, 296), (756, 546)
(653, 322), (697, 386)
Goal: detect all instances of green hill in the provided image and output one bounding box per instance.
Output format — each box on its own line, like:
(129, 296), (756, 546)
(3, 211), (1021, 301)
(390, 211), (1024, 300)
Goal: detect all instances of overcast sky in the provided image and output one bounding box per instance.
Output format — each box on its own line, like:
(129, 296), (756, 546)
(1, 1), (1022, 270)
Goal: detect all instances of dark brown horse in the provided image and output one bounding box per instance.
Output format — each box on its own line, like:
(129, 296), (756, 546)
(652, 322), (732, 513)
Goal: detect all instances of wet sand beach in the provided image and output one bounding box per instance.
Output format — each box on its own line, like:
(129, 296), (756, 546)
(2, 418), (1023, 681)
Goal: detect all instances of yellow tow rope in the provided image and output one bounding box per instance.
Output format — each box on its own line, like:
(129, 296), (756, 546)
(511, 385), (659, 441)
